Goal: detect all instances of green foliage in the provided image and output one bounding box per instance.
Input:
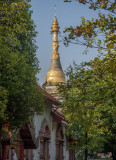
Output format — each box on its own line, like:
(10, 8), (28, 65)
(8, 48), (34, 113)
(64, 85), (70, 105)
(0, 0), (44, 129)
(62, 1), (116, 158)
(63, 0), (116, 159)
(59, 54), (116, 159)
(0, 87), (8, 122)
(63, 1), (116, 54)
(77, 0), (116, 13)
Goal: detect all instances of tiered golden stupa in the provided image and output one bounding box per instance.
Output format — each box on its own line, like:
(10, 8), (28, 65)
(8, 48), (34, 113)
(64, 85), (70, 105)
(44, 7), (65, 99)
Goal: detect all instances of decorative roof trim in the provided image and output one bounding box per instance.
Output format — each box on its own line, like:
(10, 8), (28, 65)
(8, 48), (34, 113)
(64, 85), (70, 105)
(37, 83), (61, 106)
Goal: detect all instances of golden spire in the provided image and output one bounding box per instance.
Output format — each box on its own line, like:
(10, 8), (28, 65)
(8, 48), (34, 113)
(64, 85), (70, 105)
(45, 7), (65, 88)
(51, 6), (60, 32)
(55, 5), (56, 16)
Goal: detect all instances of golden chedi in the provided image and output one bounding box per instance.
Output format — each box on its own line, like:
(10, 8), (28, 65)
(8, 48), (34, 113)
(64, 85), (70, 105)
(44, 7), (65, 98)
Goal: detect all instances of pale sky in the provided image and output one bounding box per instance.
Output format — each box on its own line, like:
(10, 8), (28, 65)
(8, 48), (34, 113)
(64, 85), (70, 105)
(30, 0), (99, 85)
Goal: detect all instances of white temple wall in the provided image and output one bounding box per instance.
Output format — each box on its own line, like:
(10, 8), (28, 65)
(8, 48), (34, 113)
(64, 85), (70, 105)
(64, 136), (69, 160)
(33, 103), (52, 139)
(33, 103), (52, 160)
(64, 135), (67, 160)
(63, 125), (69, 160)
(51, 122), (57, 160)
(32, 103), (70, 160)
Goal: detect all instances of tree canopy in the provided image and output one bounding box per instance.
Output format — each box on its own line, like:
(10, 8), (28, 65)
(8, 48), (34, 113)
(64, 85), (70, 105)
(64, 0), (116, 54)
(59, 0), (116, 159)
(59, 56), (116, 159)
(0, 0), (44, 130)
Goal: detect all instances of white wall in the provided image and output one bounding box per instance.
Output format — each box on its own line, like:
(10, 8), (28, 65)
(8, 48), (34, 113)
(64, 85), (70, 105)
(33, 103), (52, 160)
(32, 103), (69, 160)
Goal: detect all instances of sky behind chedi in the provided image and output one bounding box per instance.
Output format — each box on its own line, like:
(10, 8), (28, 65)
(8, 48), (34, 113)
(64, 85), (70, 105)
(31, 0), (99, 85)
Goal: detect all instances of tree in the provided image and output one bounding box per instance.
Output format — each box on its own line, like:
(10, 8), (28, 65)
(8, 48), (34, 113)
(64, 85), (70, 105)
(59, 60), (115, 160)
(0, 0), (44, 158)
(64, 0), (116, 54)
(59, 56), (116, 159)
(89, 53), (116, 160)
(59, 0), (116, 159)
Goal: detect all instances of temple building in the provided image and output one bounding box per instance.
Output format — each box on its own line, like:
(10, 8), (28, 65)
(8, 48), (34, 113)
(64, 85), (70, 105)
(1, 8), (75, 160)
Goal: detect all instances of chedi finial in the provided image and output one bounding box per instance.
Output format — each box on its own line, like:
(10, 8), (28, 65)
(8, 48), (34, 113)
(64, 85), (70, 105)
(51, 6), (60, 32)
(55, 5), (56, 17)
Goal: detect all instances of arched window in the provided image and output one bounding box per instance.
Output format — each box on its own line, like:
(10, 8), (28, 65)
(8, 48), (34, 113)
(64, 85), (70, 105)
(39, 118), (51, 160)
(24, 149), (33, 160)
(56, 124), (64, 160)
(69, 150), (75, 160)
(7, 148), (18, 160)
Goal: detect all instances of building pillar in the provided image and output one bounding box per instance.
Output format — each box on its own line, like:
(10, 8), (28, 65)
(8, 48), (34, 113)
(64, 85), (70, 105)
(20, 142), (24, 160)
(47, 139), (49, 160)
(2, 144), (7, 160)
(40, 138), (44, 160)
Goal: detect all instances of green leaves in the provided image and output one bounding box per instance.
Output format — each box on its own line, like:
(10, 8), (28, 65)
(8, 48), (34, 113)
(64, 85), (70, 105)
(59, 53), (116, 159)
(63, 1), (116, 54)
(0, 86), (8, 122)
(62, 0), (116, 158)
(0, 0), (44, 130)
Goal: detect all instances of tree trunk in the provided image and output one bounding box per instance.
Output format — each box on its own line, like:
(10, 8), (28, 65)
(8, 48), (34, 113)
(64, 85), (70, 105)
(112, 150), (116, 160)
(85, 148), (88, 160)
(85, 132), (88, 160)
